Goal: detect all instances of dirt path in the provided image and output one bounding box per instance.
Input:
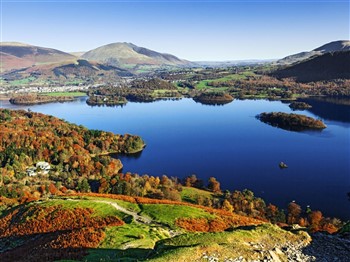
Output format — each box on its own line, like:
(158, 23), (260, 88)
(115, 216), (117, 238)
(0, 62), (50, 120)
(94, 200), (153, 224)
(65, 198), (181, 237)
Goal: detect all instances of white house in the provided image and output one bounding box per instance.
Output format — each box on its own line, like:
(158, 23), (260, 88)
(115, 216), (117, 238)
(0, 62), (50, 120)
(36, 161), (51, 174)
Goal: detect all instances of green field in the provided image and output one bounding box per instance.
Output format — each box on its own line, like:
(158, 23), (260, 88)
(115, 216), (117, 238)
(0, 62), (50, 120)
(140, 204), (216, 227)
(39, 199), (126, 218)
(196, 71), (256, 89)
(9, 76), (36, 86)
(181, 186), (214, 203)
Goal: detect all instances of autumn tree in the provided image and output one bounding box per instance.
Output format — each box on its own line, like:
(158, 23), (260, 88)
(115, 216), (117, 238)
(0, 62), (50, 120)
(207, 177), (221, 193)
(287, 202), (302, 224)
(308, 210), (323, 232)
(222, 199), (234, 212)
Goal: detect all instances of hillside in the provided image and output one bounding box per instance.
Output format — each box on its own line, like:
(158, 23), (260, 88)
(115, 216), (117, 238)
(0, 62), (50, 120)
(272, 51), (350, 82)
(0, 195), (315, 262)
(0, 42), (76, 72)
(277, 40), (350, 65)
(82, 42), (191, 69)
(1, 59), (132, 86)
(0, 108), (145, 199)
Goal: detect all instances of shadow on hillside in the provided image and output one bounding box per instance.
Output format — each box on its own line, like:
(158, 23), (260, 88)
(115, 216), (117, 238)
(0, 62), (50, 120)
(298, 97), (350, 124)
(0, 232), (81, 262)
(225, 225), (258, 232)
(0, 231), (155, 262)
(87, 247), (154, 261)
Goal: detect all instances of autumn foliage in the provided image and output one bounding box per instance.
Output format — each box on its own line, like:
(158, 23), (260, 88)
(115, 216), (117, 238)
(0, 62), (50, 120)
(0, 203), (123, 262)
(175, 214), (263, 233)
(0, 109), (146, 201)
(72, 192), (264, 232)
(0, 204), (123, 237)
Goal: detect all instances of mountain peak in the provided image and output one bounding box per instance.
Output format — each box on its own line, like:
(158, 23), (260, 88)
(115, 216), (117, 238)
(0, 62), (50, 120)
(313, 40), (350, 52)
(0, 42), (76, 72)
(81, 42), (190, 68)
(277, 40), (350, 65)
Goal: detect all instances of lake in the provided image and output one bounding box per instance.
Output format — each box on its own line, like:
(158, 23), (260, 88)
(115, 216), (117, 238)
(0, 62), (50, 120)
(1, 97), (349, 219)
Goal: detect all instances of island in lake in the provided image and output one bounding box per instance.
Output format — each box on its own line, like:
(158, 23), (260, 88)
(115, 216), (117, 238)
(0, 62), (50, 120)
(193, 92), (234, 105)
(9, 94), (76, 105)
(257, 112), (326, 131)
(289, 101), (312, 111)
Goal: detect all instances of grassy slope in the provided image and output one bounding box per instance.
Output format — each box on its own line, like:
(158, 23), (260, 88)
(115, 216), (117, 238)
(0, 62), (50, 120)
(39, 199), (126, 218)
(181, 186), (214, 203)
(0, 195), (308, 261)
(140, 204), (216, 228)
(151, 224), (309, 262)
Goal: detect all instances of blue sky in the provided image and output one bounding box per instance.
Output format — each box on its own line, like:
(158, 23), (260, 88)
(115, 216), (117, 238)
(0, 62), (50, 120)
(1, 0), (349, 60)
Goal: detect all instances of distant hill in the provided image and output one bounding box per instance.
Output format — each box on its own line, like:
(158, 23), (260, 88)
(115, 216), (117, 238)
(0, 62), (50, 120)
(1, 59), (132, 86)
(69, 51), (85, 57)
(272, 51), (350, 82)
(82, 42), (192, 68)
(277, 40), (350, 65)
(0, 42), (76, 72)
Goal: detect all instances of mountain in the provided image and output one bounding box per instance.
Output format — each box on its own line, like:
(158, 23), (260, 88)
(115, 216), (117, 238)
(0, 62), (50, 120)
(1, 59), (132, 86)
(82, 42), (192, 68)
(277, 40), (350, 65)
(272, 51), (350, 82)
(0, 42), (76, 72)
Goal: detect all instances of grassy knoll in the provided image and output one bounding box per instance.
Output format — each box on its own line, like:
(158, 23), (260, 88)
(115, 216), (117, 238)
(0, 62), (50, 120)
(86, 223), (170, 261)
(79, 196), (142, 213)
(196, 80), (212, 89)
(140, 204), (216, 228)
(39, 199), (127, 219)
(181, 186), (214, 204)
(41, 91), (86, 97)
(100, 223), (169, 249)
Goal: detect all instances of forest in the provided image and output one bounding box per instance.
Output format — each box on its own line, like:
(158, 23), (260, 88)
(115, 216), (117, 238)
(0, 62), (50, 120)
(0, 109), (145, 199)
(87, 78), (182, 105)
(9, 94), (75, 105)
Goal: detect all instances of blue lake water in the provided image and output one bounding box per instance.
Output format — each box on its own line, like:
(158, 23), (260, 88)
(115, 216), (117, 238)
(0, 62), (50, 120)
(1, 97), (349, 219)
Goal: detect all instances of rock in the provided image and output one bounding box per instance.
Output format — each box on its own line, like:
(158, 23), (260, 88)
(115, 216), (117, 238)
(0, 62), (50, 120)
(279, 162), (288, 169)
(268, 251), (282, 262)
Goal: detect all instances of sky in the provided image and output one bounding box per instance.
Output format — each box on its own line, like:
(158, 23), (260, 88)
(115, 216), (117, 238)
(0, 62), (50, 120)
(1, 0), (349, 61)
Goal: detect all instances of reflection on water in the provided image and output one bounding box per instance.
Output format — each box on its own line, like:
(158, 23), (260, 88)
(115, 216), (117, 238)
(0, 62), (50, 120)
(110, 151), (143, 160)
(298, 97), (350, 123)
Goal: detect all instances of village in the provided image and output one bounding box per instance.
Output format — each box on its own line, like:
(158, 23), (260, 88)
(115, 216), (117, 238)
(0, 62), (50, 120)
(0, 84), (90, 95)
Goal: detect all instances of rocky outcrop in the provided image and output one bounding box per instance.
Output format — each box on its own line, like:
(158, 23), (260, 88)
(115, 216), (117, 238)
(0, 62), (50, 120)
(303, 233), (350, 262)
